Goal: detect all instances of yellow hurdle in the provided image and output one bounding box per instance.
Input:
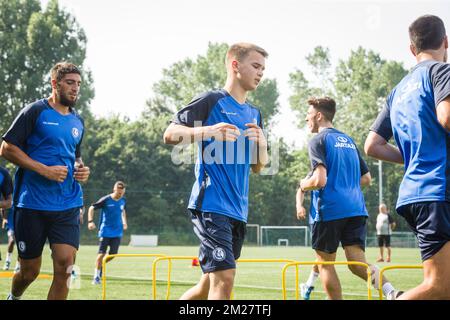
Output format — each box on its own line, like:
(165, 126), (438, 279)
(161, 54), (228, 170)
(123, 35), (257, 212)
(235, 259), (300, 300)
(151, 256), (300, 300)
(152, 256), (197, 300)
(378, 265), (423, 300)
(101, 253), (168, 300)
(281, 261), (372, 300)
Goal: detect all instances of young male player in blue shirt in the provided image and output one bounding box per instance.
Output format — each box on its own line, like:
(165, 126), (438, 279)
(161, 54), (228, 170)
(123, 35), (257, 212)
(0, 62), (90, 300)
(365, 15), (450, 299)
(163, 43), (269, 300)
(299, 97), (401, 300)
(87, 181), (128, 285)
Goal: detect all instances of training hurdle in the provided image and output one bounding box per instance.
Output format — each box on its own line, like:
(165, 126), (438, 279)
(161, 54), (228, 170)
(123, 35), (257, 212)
(378, 265), (423, 300)
(0, 271), (52, 280)
(151, 256), (300, 300)
(101, 253), (169, 300)
(281, 261), (373, 300)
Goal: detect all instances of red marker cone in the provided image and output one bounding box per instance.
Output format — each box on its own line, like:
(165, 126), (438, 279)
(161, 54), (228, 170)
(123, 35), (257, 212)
(191, 258), (200, 267)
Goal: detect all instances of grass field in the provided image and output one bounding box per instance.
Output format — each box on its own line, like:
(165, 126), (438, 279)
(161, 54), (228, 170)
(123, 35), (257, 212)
(0, 244), (424, 300)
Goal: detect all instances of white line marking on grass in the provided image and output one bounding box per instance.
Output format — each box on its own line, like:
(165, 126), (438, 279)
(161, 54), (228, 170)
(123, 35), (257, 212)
(41, 268), (368, 298)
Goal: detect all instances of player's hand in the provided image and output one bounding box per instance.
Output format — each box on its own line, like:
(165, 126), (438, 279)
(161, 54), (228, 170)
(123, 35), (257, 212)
(123, 223), (128, 231)
(244, 123), (267, 148)
(205, 122), (241, 142)
(42, 165), (68, 183)
(296, 205), (306, 220)
(88, 221), (96, 230)
(2, 218), (7, 229)
(74, 163), (90, 183)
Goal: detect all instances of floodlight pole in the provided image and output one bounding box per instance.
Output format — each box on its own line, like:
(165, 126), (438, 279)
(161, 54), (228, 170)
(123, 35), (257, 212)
(374, 160), (383, 204)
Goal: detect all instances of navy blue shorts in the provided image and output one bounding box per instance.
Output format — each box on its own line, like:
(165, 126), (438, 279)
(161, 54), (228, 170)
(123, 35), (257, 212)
(312, 216), (367, 254)
(189, 209), (246, 273)
(14, 207), (80, 259)
(397, 201), (450, 261)
(98, 237), (121, 254)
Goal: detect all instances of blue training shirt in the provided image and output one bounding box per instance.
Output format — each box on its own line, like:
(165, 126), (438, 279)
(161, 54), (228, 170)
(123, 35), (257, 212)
(92, 195), (126, 238)
(308, 128), (369, 222)
(0, 166), (13, 202)
(171, 89), (263, 223)
(0, 167), (13, 230)
(370, 60), (450, 209)
(2, 99), (85, 211)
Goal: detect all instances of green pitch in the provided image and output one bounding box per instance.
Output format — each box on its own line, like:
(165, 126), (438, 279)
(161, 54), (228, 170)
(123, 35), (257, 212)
(0, 245), (423, 300)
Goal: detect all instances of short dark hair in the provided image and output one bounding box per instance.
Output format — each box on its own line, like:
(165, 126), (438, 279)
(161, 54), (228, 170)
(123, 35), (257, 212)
(51, 62), (81, 82)
(115, 181), (126, 189)
(409, 15), (446, 53)
(308, 97), (336, 122)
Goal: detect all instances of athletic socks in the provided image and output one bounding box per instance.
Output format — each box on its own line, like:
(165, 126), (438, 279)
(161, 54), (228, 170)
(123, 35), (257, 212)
(6, 293), (21, 300)
(6, 252), (12, 262)
(382, 282), (396, 297)
(306, 271), (320, 287)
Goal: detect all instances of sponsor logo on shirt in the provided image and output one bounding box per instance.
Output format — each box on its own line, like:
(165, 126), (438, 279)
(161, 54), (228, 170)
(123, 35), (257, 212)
(43, 121), (60, 126)
(221, 109), (237, 116)
(397, 79), (421, 103)
(334, 136), (356, 149)
(72, 127), (80, 138)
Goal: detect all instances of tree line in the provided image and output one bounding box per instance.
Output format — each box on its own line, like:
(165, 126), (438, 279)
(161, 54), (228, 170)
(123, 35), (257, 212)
(0, 0), (410, 245)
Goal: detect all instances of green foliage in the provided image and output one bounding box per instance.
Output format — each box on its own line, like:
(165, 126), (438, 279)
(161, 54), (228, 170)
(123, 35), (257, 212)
(144, 42), (279, 127)
(0, 0), (94, 133)
(0, 1), (416, 241)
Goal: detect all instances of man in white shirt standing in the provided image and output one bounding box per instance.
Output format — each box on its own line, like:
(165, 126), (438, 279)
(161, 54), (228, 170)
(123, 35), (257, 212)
(376, 204), (396, 262)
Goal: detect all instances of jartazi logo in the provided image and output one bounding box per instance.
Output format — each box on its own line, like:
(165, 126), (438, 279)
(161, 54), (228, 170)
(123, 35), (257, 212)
(221, 109), (237, 116)
(335, 136), (356, 149)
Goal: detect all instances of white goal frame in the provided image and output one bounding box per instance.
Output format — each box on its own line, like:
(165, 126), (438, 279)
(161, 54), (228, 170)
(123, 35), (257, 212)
(246, 224), (260, 246)
(260, 226), (309, 247)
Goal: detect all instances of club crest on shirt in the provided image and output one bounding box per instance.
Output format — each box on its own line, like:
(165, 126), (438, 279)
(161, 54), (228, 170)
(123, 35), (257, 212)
(72, 127), (79, 138)
(212, 247), (226, 262)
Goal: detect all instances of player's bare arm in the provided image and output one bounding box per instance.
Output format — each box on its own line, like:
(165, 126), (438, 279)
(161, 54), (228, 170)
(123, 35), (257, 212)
(74, 157), (90, 183)
(87, 206), (96, 230)
(163, 122), (241, 145)
(122, 209), (128, 231)
(245, 123), (268, 173)
(0, 141), (68, 183)
(360, 172), (372, 187)
(300, 165), (327, 191)
(436, 96), (450, 131)
(295, 187), (306, 220)
(0, 194), (12, 210)
(364, 132), (403, 164)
